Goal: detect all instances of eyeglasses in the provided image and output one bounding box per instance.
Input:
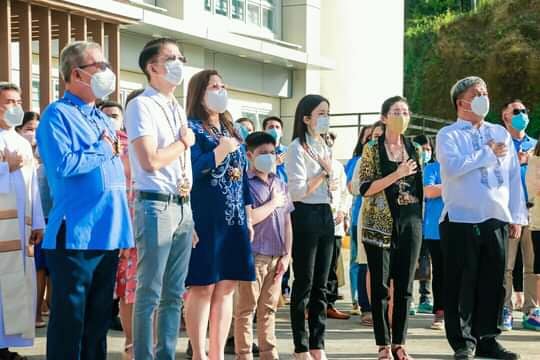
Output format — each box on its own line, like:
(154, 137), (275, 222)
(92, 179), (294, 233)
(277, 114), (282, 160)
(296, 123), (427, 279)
(78, 61), (111, 71)
(513, 108), (528, 115)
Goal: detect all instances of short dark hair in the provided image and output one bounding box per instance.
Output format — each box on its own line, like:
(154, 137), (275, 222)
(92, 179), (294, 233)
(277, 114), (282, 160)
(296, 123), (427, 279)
(262, 116), (283, 129)
(381, 96), (408, 117)
(0, 82), (20, 95)
(245, 131), (276, 152)
(292, 94), (330, 145)
(99, 100), (123, 113)
(15, 111), (40, 132)
(138, 38), (178, 80)
(501, 99), (524, 112)
(413, 134), (430, 146)
(236, 117), (255, 129)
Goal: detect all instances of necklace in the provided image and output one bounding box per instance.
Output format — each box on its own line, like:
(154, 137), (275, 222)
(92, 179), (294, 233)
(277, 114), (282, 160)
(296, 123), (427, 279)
(204, 122), (242, 182)
(150, 97), (191, 196)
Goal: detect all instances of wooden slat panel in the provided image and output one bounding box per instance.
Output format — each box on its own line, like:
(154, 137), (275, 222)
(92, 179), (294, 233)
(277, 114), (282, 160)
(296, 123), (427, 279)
(53, 10), (71, 96)
(0, 0), (12, 82)
(105, 23), (120, 102)
(88, 19), (104, 48)
(72, 15), (87, 41)
(16, 1), (33, 110)
(0, 240), (22, 253)
(36, 6), (52, 110)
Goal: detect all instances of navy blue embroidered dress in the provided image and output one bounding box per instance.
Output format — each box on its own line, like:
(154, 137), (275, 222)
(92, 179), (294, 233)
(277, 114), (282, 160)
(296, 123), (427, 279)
(186, 119), (255, 286)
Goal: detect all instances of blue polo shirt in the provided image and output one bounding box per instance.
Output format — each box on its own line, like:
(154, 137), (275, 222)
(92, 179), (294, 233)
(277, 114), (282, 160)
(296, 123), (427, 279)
(512, 134), (537, 203)
(37, 91), (133, 250)
(276, 144), (288, 183)
(423, 161), (444, 240)
(345, 156), (362, 226)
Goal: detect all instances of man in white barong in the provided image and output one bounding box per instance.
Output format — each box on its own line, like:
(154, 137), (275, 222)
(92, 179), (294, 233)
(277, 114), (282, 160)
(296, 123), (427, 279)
(0, 82), (44, 360)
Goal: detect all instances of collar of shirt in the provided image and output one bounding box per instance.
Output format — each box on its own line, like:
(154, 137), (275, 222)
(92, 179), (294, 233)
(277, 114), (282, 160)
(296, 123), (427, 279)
(247, 169), (276, 184)
(64, 90), (94, 116)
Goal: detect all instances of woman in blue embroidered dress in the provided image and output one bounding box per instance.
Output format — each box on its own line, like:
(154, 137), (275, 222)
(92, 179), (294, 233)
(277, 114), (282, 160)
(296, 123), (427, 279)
(184, 69), (255, 360)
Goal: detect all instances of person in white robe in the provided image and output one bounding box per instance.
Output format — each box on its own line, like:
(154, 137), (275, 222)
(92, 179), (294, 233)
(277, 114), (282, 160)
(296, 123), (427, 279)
(0, 82), (44, 359)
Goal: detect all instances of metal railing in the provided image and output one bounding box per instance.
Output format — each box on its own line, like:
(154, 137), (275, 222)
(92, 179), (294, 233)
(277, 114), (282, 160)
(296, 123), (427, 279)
(329, 112), (453, 135)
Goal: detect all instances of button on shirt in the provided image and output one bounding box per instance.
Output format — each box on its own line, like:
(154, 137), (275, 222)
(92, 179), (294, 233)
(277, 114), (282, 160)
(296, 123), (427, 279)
(37, 91), (133, 250)
(286, 135), (332, 204)
(124, 86), (192, 194)
(248, 171), (294, 257)
(436, 118), (527, 225)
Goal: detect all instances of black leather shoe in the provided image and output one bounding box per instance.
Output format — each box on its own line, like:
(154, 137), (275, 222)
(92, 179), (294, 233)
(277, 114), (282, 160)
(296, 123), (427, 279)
(454, 348), (474, 360)
(476, 341), (520, 360)
(224, 336), (235, 354)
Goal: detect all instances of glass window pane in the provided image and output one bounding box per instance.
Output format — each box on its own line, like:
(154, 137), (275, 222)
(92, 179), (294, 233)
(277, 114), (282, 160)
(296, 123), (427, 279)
(248, 3), (260, 25)
(215, 0), (228, 15)
(262, 7), (273, 30)
(232, 0), (245, 20)
(204, 0), (211, 11)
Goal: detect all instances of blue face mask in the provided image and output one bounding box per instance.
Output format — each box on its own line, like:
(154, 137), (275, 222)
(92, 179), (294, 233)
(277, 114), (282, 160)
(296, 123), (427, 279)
(422, 150), (432, 164)
(511, 113), (529, 132)
(235, 123), (250, 140)
(266, 128), (282, 142)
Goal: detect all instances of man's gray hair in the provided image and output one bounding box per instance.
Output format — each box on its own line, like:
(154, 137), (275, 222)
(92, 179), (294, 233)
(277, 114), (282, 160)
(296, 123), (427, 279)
(0, 81), (20, 95)
(450, 76), (487, 110)
(60, 41), (101, 83)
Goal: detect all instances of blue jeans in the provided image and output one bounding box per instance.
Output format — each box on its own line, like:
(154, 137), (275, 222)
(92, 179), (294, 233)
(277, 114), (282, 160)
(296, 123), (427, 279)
(350, 225), (360, 304)
(133, 199), (194, 360)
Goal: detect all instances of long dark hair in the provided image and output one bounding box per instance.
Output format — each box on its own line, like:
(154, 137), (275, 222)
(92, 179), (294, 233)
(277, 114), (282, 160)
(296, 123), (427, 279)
(186, 69), (239, 141)
(291, 94), (330, 145)
(534, 134), (540, 157)
(352, 125), (372, 157)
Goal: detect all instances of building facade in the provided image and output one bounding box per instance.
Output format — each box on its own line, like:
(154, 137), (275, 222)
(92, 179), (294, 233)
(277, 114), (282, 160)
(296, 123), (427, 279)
(2, 0), (404, 160)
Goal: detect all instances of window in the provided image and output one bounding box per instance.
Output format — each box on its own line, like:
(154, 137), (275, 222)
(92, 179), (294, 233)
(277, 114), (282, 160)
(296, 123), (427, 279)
(247, 3), (260, 25)
(215, 0), (228, 16)
(232, 0), (245, 20)
(204, 0), (278, 33)
(262, 7), (273, 30)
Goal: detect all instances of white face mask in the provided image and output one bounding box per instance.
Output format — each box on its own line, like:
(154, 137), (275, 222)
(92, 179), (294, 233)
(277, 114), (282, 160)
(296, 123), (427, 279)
(315, 115), (330, 134)
(21, 131), (36, 146)
(163, 60), (184, 86)
(464, 95), (490, 118)
(4, 105), (24, 127)
(254, 153), (276, 174)
(206, 88), (228, 114)
(79, 68), (116, 99)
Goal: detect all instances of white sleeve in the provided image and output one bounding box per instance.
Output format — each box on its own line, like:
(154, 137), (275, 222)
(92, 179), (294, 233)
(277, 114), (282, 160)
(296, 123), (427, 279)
(285, 142), (309, 201)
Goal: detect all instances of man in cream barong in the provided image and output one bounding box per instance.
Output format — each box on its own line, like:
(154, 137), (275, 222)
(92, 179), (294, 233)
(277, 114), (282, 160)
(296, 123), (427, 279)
(0, 82), (44, 360)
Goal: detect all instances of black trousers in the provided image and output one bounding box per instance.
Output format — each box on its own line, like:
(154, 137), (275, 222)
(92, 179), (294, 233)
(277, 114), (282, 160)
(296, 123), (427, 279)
(364, 205), (422, 346)
(440, 217), (507, 352)
(326, 236), (342, 306)
(533, 231), (540, 274)
(290, 202), (335, 353)
(45, 223), (119, 360)
(425, 240), (444, 313)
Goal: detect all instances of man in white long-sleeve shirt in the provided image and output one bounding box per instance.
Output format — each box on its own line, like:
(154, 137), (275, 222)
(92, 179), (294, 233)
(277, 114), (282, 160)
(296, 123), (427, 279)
(436, 76), (527, 360)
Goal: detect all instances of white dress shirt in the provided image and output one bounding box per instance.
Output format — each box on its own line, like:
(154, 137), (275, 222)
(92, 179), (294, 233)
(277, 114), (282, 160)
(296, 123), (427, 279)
(436, 118), (527, 225)
(125, 86), (192, 194)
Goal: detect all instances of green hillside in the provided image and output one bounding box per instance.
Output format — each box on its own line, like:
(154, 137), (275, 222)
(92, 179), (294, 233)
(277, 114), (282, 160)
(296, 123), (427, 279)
(405, 0), (540, 138)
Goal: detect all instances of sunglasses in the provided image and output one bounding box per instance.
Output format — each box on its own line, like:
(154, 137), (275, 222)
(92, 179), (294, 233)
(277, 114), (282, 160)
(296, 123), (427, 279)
(79, 61), (111, 71)
(513, 108), (528, 115)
